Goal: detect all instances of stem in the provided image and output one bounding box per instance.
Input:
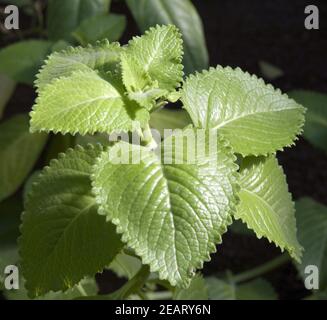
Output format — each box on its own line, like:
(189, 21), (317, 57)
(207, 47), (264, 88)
(76, 283), (87, 297)
(140, 124), (158, 149)
(233, 253), (290, 284)
(110, 265), (150, 300)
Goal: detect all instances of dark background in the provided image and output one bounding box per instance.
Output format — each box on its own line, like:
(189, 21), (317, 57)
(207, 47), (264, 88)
(1, 0), (327, 299)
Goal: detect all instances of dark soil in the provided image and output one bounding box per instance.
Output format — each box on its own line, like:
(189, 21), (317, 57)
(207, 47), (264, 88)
(1, 0), (327, 299)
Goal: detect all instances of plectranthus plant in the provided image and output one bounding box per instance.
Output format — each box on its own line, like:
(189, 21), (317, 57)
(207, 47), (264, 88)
(19, 25), (306, 299)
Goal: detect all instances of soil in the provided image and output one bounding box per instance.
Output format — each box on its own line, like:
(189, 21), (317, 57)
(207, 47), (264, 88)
(1, 0), (327, 300)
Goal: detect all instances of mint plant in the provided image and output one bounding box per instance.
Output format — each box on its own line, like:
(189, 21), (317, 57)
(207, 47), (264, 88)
(18, 24), (307, 299)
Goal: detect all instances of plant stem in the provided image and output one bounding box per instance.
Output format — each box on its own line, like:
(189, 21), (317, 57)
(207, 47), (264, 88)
(233, 253), (291, 284)
(76, 283), (87, 297)
(140, 124), (158, 149)
(110, 265), (150, 300)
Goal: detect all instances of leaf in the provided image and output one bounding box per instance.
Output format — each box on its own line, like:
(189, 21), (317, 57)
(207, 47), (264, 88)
(0, 41), (53, 84)
(120, 52), (167, 110)
(109, 253), (142, 280)
(0, 196), (22, 290)
(126, 0), (208, 75)
(0, 114), (47, 202)
(31, 70), (150, 135)
(92, 131), (239, 287)
(288, 91), (327, 153)
(19, 144), (123, 297)
(235, 156), (302, 261)
(123, 25), (184, 93)
(47, 0), (111, 41)
(295, 198), (327, 290)
(181, 66), (306, 156)
(35, 40), (122, 92)
(150, 108), (192, 135)
(173, 275), (208, 300)
(206, 277), (277, 300)
(4, 277), (98, 300)
(259, 61), (284, 80)
(73, 14), (126, 45)
(0, 74), (16, 118)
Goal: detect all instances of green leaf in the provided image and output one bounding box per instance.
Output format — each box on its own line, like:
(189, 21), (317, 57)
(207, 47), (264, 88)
(173, 275), (208, 300)
(92, 131), (239, 287)
(181, 66), (306, 156)
(31, 70), (150, 135)
(0, 74), (16, 118)
(73, 14), (126, 45)
(4, 277), (98, 300)
(120, 52), (167, 110)
(295, 198), (327, 290)
(0, 196), (22, 289)
(235, 156), (302, 261)
(123, 25), (184, 93)
(20, 144), (123, 297)
(0, 114), (47, 201)
(206, 277), (277, 300)
(35, 41), (122, 92)
(150, 108), (192, 135)
(126, 0), (208, 75)
(288, 91), (327, 153)
(47, 0), (111, 41)
(109, 253), (142, 280)
(0, 41), (53, 84)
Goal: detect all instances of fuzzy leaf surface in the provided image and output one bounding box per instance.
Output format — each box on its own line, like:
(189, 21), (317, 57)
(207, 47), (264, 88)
(123, 25), (183, 93)
(92, 132), (238, 287)
(35, 41), (122, 92)
(20, 145), (123, 297)
(235, 156), (302, 261)
(181, 66), (305, 156)
(126, 0), (208, 75)
(31, 70), (150, 135)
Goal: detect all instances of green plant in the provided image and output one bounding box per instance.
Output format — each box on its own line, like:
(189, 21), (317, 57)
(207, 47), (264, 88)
(13, 24), (307, 299)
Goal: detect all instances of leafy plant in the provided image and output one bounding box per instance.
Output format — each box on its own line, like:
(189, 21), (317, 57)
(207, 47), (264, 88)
(15, 24), (307, 299)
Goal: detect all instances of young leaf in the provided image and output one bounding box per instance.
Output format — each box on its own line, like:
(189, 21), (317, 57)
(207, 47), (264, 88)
(0, 74), (16, 118)
(0, 114), (47, 201)
(295, 198), (327, 289)
(123, 25), (184, 93)
(35, 41), (122, 92)
(120, 53), (167, 110)
(181, 66), (306, 156)
(206, 277), (277, 300)
(235, 156), (302, 261)
(126, 0), (208, 75)
(92, 132), (239, 288)
(0, 41), (53, 84)
(47, 0), (111, 41)
(288, 91), (327, 153)
(173, 275), (208, 300)
(31, 70), (150, 135)
(73, 14), (126, 45)
(20, 144), (123, 297)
